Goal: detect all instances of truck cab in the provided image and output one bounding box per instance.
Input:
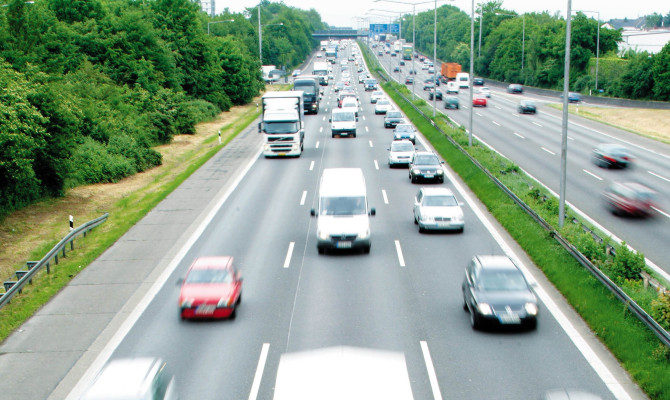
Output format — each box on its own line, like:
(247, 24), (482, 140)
(293, 76), (320, 114)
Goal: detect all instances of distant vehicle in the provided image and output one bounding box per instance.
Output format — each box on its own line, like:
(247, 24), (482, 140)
(316, 52), (323, 58)
(393, 65), (401, 72)
(402, 44), (413, 60)
(374, 98), (393, 114)
(472, 94), (487, 107)
(293, 75), (320, 114)
(292, 69), (301, 77)
(388, 140), (416, 167)
(390, 52), (397, 57)
(455, 72), (470, 89)
(423, 81), (435, 91)
(80, 358), (178, 400)
(364, 78), (378, 91)
(445, 81), (459, 94)
(378, 50), (384, 56)
(444, 96), (460, 110)
(392, 123), (417, 143)
(507, 83), (523, 93)
(441, 62), (462, 81)
(258, 91), (305, 157)
(592, 143), (634, 169)
(334, 82), (345, 92)
(313, 62), (329, 86)
(428, 89), (443, 101)
(477, 87), (491, 98)
(409, 151), (444, 183)
(384, 110), (405, 129)
(517, 100), (537, 114)
(340, 97), (359, 117)
(399, 60), (405, 66)
(370, 90), (385, 103)
(473, 77), (485, 86)
(179, 256), (243, 320)
(405, 76), (414, 85)
(562, 91), (582, 103)
(602, 181), (657, 217)
(413, 187), (464, 233)
(408, 69), (417, 75)
(462, 255), (539, 330)
(330, 108), (358, 138)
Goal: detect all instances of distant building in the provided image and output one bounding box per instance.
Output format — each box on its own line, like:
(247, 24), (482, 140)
(618, 28), (670, 55)
(193, 0), (215, 17)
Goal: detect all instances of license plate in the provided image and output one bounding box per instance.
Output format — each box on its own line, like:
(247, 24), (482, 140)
(196, 305), (216, 315)
(424, 174), (434, 179)
(499, 313), (521, 324)
(336, 241), (352, 249)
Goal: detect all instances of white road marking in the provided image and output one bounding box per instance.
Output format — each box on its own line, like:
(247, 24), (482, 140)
(319, 126), (323, 133)
(494, 105), (502, 110)
(492, 121), (501, 126)
(420, 341), (443, 400)
(366, 126), (369, 132)
(283, 242), (295, 269)
(648, 170), (670, 183)
(374, 160), (379, 170)
(541, 147), (555, 155)
(394, 240), (406, 267)
(583, 169), (603, 181)
(475, 112), (482, 117)
(309, 161), (315, 171)
(300, 190), (307, 205)
(322, 116), (326, 121)
(652, 206), (670, 220)
(369, 140), (374, 147)
(315, 141), (320, 149)
(382, 189), (389, 204)
(513, 132), (525, 139)
(568, 136), (575, 141)
(532, 121), (543, 127)
(512, 113), (520, 117)
(247, 343), (270, 400)
(362, 115), (366, 121)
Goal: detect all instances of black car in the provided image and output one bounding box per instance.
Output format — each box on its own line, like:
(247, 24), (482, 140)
(473, 77), (485, 86)
(384, 110), (405, 128)
(393, 65), (401, 72)
(444, 96), (460, 110)
(428, 89), (443, 101)
(592, 143), (634, 169)
(462, 255), (539, 330)
(507, 83), (523, 94)
(517, 100), (537, 114)
(561, 91), (582, 103)
(409, 151), (444, 183)
(408, 69), (417, 75)
(405, 76), (414, 85)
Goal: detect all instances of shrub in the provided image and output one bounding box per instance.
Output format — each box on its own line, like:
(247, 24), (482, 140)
(651, 294), (670, 331)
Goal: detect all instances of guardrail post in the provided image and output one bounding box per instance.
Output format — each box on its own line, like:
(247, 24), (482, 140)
(3, 281), (19, 294)
(27, 261), (38, 270)
(62, 246), (67, 258)
(46, 262), (50, 274)
(15, 270), (29, 282)
(54, 254), (58, 265)
(70, 240), (74, 251)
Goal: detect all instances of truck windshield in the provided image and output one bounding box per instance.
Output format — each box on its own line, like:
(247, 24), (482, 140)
(295, 84), (315, 95)
(265, 122), (299, 134)
(320, 196), (366, 216)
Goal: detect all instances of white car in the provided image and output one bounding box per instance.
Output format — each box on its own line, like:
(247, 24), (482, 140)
(374, 98), (393, 114)
(370, 91), (385, 103)
(477, 86), (491, 98)
(388, 140), (416, 167)
(446, 81), (459, 94)
(413, 187), (464, 232)
(340, 97), (359, 117)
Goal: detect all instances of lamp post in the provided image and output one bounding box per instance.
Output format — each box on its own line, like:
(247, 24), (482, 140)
(575, 10), (600, 93)
(559, 0), (573, 228)
(495, 12), (525, 72)
(469, 0), (474, 146)
(207, 19), (234, 35)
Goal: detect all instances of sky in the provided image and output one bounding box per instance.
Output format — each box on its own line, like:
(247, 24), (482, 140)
(216, 0), (669, 28)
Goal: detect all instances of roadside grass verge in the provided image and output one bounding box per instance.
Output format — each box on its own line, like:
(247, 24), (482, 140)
(360, 42), (670, 398)
(0, 101), (263, 343)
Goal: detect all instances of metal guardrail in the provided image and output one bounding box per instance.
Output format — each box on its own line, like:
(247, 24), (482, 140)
(0, 213), (109, 309)
(363, 43), (670, 347)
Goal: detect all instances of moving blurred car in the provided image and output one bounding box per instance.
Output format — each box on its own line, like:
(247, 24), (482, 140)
(444, 96), (460, 110)
(384, 110), (405, 128)
(428, 89), (443, 101)
(387, 139), (416, 167)
(399, 60), (405, 66)
(507, 83), (523, 94)
(473, 77), (485, 86)
(413, 187), (464, 232)
(179, 256), (243, 319)
(334, 82), (345, 92)
(472, 94), (487, 107)
(370, 90), (385, 103)
(292, 69), (301, 77)
(405, 76), (414, 84)
(561, 92), (583, 103)
(462, 255), (539, 330)
(374, 98), (393, 114)
(393, 65), (401, 72)
(392, 123), (417, 143)
(517, 99), (537, 114)
(423, 81), (435, 91)
(81, 358), (177, 400)
(408, 69), (417, 75)
(445, 81), (459, 94)
(409, 151), (444, 183)
(477, 86), (491, 98)
(592, 143), (634, 168)
(602, 181), (657, 217)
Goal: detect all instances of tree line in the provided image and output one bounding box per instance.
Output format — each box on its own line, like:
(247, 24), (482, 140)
(0, 0), (324, 220)
(402, 1), (670, 101)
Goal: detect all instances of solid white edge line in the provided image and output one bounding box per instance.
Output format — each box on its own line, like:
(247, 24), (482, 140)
(67, 146), (264, 399)
(582, 169), (603, 181)
(382, 189), (389, 204)
(394, 240), (406, 267)
(283, 242), (295, 269)
(247, 343), (271, 400)
(648, 170), (670, 183)
(300, 191), (307, 206)
(420, 341), (443, 400)
(442, 158), (633, 400)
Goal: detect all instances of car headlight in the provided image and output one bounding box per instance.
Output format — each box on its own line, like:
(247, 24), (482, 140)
(218, 297), (233, 308)
(420, 213), (434, 223)
(180, 298), (194, 308)
(436, 169), (444, 175)
(412, 168), (421, 174)
(477, 303), (493, 315)
(524, 303), (539, 316)
(318, 230), (329, 240)
(358, 228), (370, 239)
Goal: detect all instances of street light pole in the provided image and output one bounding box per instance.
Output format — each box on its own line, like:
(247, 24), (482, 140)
(468, 0), (474, 146)
(258, 6), (262, 66)
(559, 0), (573, 228)
(433, 0), (437, 117)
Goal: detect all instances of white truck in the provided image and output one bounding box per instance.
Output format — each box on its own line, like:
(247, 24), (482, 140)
(313, 61), (329, 86)
(258, 91), (305, 157)
(320, 40), (328, 51)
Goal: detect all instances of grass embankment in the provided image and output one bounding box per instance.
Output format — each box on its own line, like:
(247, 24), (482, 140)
(359, 42), (670, 398)
(0, 86), (283, 341)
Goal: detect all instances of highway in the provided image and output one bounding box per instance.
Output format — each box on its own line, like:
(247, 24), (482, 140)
(67, 43), (643, 400)
(376, 46), (670, 277)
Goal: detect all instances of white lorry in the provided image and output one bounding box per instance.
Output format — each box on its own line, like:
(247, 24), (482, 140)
(313, 61), (329, 86)
(258, 91), (305, 157)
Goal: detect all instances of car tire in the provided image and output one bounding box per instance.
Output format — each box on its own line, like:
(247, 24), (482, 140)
(414, 215), (418, 224)
(353, 132), (357, 138)
(364, 245), (371, 254)
(318, 247), (325, 255)
(462, 294), (469, 311)
(332, 133), (336, 138)
(526, 319), (538, 330)
(230, 306), (237, 319)
(470, 309), (481, 330)
(457, 227), (464, 233)
(418, 226), (425, 233)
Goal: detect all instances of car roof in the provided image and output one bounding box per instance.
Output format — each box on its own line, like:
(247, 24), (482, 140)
(474, 255), (519, 271)
(82, 358), (163, 400)
(420, 187), (455, 197)
(191, 256), (234, 271)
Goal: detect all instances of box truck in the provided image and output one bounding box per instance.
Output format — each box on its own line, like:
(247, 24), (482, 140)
(258, 91), (305, 157)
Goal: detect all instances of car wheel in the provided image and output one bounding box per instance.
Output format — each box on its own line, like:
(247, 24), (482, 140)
(470, 309), (481, 330)
(462, 294), (469, 311)
(332, 133), (336, 138)
(418, 226), (425, 233)
(230, 306), (237, 319)
(526, 319), (537, 330)
(414, 214), (418, 224)
(457, 227), (464, 233)
(318, 247), (325, 254)
(364, 245), (371, 254)
(411, 175), (417, 183)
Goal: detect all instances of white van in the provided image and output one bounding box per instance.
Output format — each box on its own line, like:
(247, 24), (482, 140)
(330, 108), (358, 138)
(456, 72), (470, 89)
(310, 168), (376, 254)
(80, 358), (177, 400)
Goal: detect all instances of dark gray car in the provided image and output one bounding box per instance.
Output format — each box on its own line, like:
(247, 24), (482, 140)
(409, 151), (444, 183)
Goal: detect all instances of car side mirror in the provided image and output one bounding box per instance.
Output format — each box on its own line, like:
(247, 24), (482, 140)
(356, 117), (359, 122)
(310, 208), (317, 217)
(329, 118), (332, 123)
(369, 207), (376, 216)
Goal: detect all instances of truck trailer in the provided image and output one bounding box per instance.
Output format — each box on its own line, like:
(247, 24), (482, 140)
(258, 91), (305, 157)
(441, 62), (462, 81)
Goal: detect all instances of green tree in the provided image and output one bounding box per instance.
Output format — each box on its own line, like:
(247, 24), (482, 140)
(652, 43), (670, 100)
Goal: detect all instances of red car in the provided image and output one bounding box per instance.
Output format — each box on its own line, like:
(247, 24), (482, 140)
(472, 94), (487, 107)
(179, 256), (242, 319)
(602, 181), (658, 217)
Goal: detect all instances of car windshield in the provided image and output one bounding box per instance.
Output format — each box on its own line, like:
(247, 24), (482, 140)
(342, 100), (357, 107)
(395, 125), (412, 132)
(332, 112), (355, 122)
(265, 122), (298, 134)
(320, 196), (366, 215)
(413, 155), (439, 165)
(387, 112), (402, 118)
(423, 195), (457, 207)
(479, 270), (528, 291)
(186, 269), (233, 284)
(378, 100), (390, 105)
(391, 142), (414, 152)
